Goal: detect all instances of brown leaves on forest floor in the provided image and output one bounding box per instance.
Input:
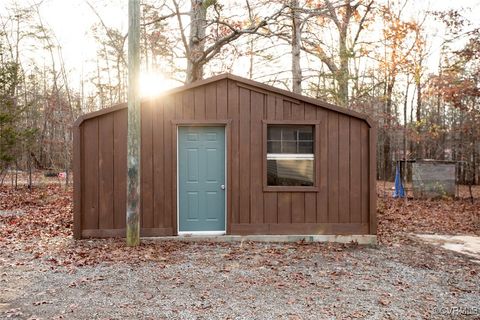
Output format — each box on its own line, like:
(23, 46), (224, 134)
(377, 192), (480, 244)
(1, 182), (479, 267)
(0, 184), (190, 267)
(0, 184), (346, 268)
(0, 184), (72, 242)
(2, 183), (480, 320)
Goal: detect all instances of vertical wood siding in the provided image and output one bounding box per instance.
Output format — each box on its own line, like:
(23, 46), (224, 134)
(75, 78), (375, 238)
(113, 109), (127, 230)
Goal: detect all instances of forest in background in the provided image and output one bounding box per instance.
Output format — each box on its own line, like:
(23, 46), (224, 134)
(0, 0), (479, 186)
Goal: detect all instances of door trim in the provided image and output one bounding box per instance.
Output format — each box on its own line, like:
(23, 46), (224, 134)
(175, 122), (229, 235)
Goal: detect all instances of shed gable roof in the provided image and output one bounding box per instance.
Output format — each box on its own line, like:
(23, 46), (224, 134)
(74, 73), (373, 128)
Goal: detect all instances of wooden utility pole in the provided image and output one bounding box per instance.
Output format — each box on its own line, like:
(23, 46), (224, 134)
(126, 0), (141, 246)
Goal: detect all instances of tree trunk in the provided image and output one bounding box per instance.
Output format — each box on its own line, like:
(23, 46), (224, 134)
(384, 82), (394, 180)
(337, 26), (349, 107)
(471, 109), (478, 184)
(415, 77), (422, 159)
(291, 0), (302, 94)
(403, 81), (409, 158)
(437, 93), (445, 160)
(28, 153), (32, 190)
(14, 161), (18, 190)
(403, 80), (409, 196)
(186, 0), (207, 84)
(248, 37), (254, 79)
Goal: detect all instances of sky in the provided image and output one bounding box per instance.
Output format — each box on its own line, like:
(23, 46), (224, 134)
(1, 0), (480, 95)
(38, 1), (126, 73)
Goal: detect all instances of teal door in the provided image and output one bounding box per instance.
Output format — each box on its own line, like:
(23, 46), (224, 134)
(178, 126), (226, 232)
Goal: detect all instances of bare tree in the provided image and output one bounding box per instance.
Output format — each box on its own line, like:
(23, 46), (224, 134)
(302, 0), (374, 106)
(172, 0), (287, 83)
(290, 0), (302, 93)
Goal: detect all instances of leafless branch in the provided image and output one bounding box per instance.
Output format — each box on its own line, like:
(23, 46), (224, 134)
(199, 4), (288, 65)
(172, 0), (190, 57)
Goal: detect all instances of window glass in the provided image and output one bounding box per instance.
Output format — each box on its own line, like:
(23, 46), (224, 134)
(267, 159), (314, 186)
(267, 141), (281, 153)
(267, 125), (314, 186)
(267, 126), (282, 140)
(281, 127), (297, 140)
(298, 130), (313, 141)
(266, 125), (313, 154)
(299, 141), (313, 153)
(282, 141), (297, 153)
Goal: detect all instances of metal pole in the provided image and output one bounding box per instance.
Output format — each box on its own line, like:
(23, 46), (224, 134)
(126, 0), (140, 246)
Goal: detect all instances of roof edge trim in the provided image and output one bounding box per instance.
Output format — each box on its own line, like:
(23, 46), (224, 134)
(74, 73), (374, 128)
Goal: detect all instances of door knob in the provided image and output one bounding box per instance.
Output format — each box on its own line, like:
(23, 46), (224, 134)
(220, 184), (225, 190)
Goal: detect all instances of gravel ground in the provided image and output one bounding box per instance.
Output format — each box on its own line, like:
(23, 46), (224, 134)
(1, 239), (479, 320)
(1, 183), (479, 319)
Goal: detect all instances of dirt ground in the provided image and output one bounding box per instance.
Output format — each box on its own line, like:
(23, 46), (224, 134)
(0, 180), (479, 319)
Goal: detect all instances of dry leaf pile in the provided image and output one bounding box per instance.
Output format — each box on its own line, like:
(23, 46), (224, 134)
(1, 182), (479, 266)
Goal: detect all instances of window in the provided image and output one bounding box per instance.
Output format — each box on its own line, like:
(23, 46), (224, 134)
(267, 125), (314, 186)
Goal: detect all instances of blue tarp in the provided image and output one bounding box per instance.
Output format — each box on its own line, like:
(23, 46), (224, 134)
(393, 163), (405, 198)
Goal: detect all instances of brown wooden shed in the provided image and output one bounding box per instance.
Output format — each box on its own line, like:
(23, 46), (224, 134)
(73, 74), (376, 239)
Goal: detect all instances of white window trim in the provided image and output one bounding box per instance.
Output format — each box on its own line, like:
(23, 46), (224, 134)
(267, 153), (314, 160)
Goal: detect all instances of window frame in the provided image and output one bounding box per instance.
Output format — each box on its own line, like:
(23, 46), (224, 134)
(262, 120), (320, 192)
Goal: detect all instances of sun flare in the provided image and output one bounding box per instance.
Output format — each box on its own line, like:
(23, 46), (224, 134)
(139, 72), (176, 97)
